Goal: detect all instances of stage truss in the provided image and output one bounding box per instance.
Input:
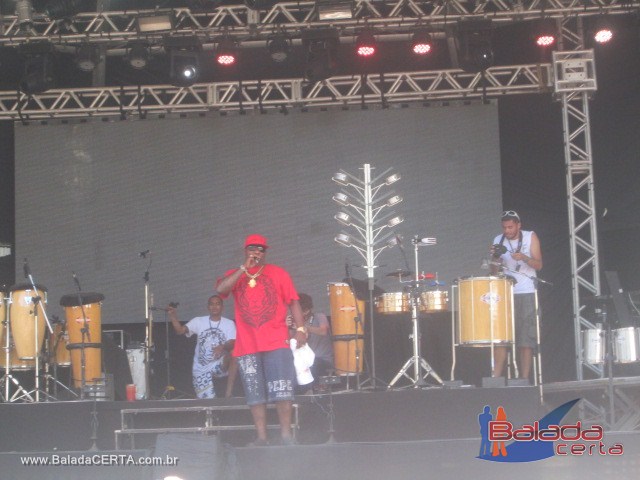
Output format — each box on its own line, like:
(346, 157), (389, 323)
(0, 0), (637, 47)
(1, 3), (637, 413)
(0, 64), (552, 119)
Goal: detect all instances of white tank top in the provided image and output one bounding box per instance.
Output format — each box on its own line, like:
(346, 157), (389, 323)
(492, 230), (536, 294)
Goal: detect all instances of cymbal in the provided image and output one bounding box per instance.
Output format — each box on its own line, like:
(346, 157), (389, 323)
(386, 270), (413, 278)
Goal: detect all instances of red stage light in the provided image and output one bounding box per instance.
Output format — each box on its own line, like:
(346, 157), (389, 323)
(217, 54), (236, 66)
(355, 31), (377, 58)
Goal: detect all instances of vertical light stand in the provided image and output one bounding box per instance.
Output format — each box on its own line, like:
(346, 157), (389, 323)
(332, 164), (404, 388)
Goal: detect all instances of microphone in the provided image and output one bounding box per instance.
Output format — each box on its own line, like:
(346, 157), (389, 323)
(72, 271), (81, 290)
(139, 249), (150, 258)
(149, 306), (168, 312)
(23, 258), (30, 279)
(254, 256), (260, 264)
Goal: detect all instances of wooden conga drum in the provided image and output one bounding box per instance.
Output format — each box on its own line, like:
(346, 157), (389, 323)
(9, 283), (48, 360)
(60, 293), (104, 388)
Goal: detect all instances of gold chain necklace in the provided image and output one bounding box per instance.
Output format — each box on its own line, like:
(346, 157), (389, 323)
(245, 265), (265, 288)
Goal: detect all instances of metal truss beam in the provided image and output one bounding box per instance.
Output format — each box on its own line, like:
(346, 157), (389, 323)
(0, 64), (552, 120)
(552, 11), (602, 381)
(0, 0), (637, 47)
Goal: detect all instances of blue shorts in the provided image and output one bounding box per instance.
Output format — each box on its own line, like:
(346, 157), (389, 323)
(237, 348), (295, 406)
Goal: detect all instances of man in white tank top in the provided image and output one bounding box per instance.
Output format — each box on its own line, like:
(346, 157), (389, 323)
(490, 211), (543, 380)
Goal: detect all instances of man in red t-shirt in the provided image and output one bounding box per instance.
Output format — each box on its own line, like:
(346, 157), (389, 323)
(217, 234), (307, 446)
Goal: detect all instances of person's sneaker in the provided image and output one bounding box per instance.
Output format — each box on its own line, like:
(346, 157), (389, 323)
(245, 438), (269, 447)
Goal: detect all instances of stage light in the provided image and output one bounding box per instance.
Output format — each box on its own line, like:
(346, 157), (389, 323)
(534, 19), (557, 48)
(166, 36), (202, 87)
(268, 36), (292, 64)
(593, 18), (614, 44)
(126, 42), (150, 70)
(15, 0), (34, 28)
(335, 212), (351, 226)
(332, 172), (349, 186)
(332, 192), (350, 206)
(355, 30), (377, 58)
(19, 42), (55, 94)
(335, 233), (352, 247)
(137, 12), (174, 32)
(386, 195), (402, 207)
(317, 0), (353, 20)
(75, 44), (98, 72)
(215, 37), (237, 66)
(411, 31), (433, 55)
(457, 19), (494, 72)
(44, 0), (83, 20)
(302, 29), (339, 82)
(387, 215), (404, 228)
(384, 173), (400, 185)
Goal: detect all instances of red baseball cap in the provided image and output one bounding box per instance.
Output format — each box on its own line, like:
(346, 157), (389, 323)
(244, 234), (269, 249)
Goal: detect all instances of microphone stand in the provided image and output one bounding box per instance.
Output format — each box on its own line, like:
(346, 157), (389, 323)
(142, 253), (153, 400)
(24, 261), (54, 402)
(72, 273), (92, 400)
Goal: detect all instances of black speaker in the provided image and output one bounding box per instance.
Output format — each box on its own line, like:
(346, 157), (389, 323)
(153, 433), (228, 480)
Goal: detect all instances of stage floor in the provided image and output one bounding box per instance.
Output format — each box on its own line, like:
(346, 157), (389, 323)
(0, 381), (638, 480)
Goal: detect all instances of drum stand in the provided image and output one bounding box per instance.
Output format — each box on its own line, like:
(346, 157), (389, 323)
(0, 298), (33, 402)
(388, 238), (443, 389)
(72, 273), (95, 400)
(42, 330), (78, 400)
(500, 263), (550, 389)
(23, 267), (55, 402)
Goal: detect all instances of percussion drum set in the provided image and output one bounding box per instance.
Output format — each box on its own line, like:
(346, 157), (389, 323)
(0, 276), (105, 402)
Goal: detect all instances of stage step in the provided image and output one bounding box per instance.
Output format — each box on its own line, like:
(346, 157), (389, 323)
(115, 403), (299, 449)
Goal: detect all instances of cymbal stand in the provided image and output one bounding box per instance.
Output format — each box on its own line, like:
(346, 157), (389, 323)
(24, 263), (55, 402)
(0, 296), (33, 402)
(388, 237), (442, 388)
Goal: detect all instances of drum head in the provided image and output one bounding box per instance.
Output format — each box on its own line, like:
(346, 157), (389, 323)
(9, 283), (48, 293)
(60, 292), (105, 307)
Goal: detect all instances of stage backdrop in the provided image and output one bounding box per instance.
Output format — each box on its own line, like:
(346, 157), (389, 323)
(14, 102), (502, 325)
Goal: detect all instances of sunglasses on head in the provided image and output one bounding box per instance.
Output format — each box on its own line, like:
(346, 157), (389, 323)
(247, 245), (266, 252)
(501, 210), (520, 221)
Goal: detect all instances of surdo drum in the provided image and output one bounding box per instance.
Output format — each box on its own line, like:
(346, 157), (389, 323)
(456, 277), (514, 345)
